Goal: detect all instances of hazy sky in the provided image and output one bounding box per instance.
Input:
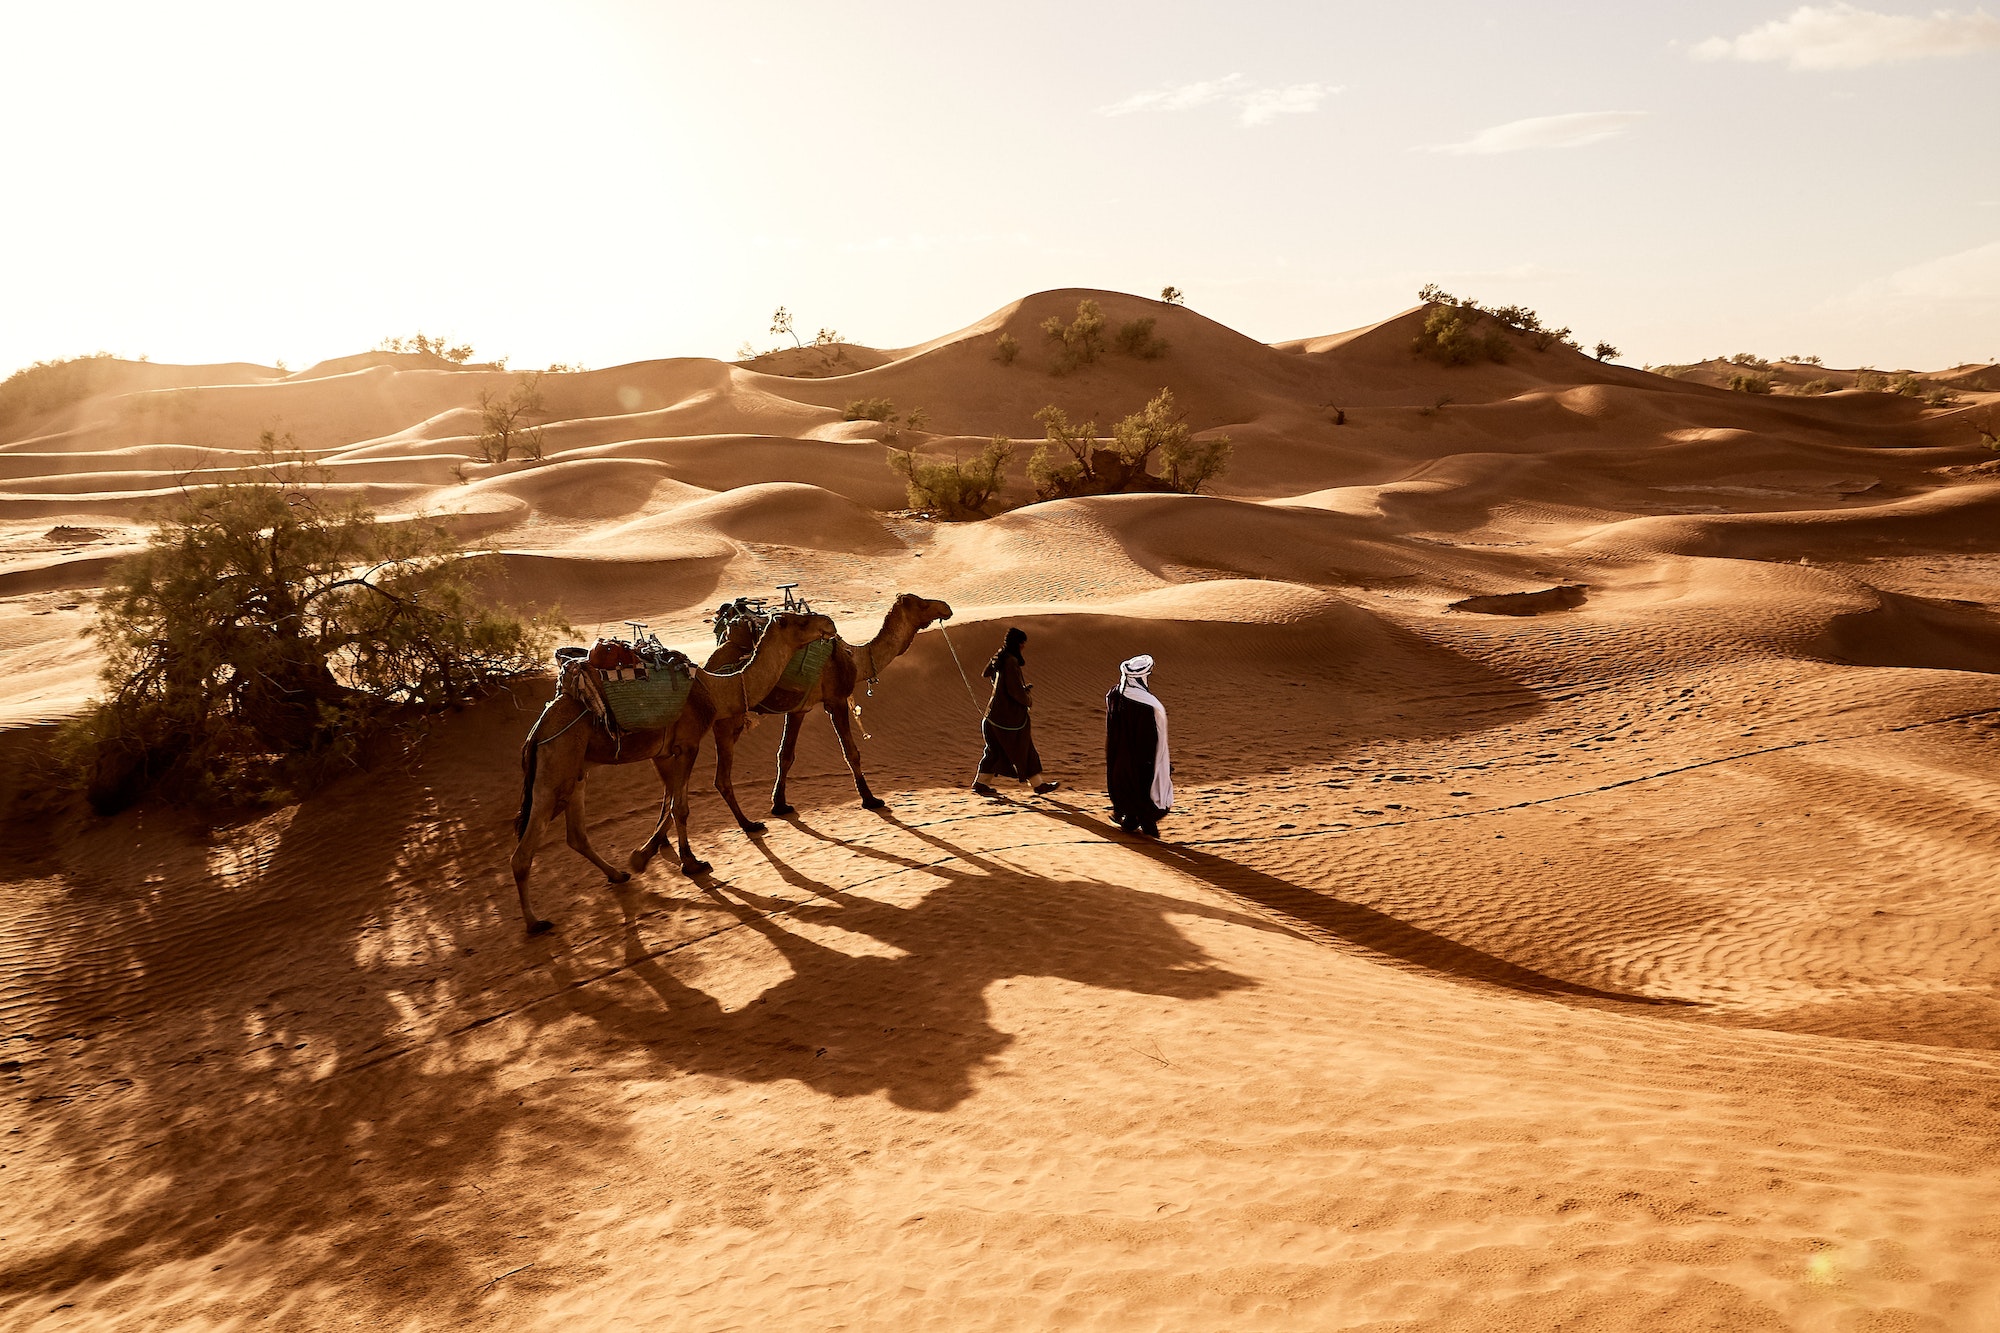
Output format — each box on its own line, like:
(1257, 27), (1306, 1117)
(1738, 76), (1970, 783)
(3, 1), (1996, 378)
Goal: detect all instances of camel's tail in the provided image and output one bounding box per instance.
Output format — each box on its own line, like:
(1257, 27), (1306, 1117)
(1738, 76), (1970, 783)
(517, 705), (558, 837)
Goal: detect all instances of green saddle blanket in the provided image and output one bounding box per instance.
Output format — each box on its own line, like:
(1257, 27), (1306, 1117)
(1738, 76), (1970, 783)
(777, 638), (835, 695)
(599, 663), (694, 731)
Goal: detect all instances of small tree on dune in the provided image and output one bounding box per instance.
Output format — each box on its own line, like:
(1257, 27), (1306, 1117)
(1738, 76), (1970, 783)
(770, 307), (800, 347)
(1041, 299), (1108, 375)
(476, 372), (547, 463)
(1594, 341), (1619, 362)
(888, 437), (1014, 519)
(1111, 389), (1230, 495)
(1160, 286), (1185, 306)
(1028, 405), (1099, 499)
(71, 435), (553, 811)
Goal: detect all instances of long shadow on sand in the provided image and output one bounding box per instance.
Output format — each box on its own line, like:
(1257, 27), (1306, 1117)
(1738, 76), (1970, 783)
(535, 810), (1283, 1113)
(1030, 798), (1691, 1008)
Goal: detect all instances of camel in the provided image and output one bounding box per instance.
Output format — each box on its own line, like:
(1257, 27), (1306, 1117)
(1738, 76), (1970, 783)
(704, 592), (953, 831)
(510, 610), (837, 933)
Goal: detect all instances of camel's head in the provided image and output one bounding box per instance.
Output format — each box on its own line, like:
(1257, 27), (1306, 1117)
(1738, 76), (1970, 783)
(894, 592), (953, 628)
(764, 610), (838, 646)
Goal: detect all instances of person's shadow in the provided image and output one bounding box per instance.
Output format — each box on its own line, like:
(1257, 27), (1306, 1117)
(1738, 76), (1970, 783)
(1028, 797), (1693, 1009)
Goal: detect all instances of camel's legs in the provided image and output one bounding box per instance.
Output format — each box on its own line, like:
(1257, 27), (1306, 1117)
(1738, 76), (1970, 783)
(663, 741), (711, 876)
(562, 779), (630, 885)
(769, 711), (807, 816)
(825, 700), (884, 809)
(711, 714), (766, 834)
(629, 758), (679, 874)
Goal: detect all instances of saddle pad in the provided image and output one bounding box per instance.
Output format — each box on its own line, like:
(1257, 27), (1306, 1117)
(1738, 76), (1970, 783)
(778, 638), (835, 695)
(601, 664), (693, 731)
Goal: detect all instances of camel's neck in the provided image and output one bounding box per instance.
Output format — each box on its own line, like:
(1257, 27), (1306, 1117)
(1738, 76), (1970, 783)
(700, 628), (807, 718)
(856, 607), (923, 681)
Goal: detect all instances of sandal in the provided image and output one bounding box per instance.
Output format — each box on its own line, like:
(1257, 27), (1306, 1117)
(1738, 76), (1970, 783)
(1032, 781), (1060, 795)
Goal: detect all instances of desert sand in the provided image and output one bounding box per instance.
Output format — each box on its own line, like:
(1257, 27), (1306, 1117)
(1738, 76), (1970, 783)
(3, 289), (1999, 1330)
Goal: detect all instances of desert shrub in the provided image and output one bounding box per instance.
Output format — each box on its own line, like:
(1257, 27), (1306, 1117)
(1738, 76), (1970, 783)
(1027, 405), (1099, 499)
(1728, 352), (1770, 369)
(1924, 384), (1960, 408)
(843, 397), (897, 422)
(1853, 368), (1887, 392)
(477, 372), (546, 463)
(1413, 305), (1510, 366)
(72, 438), (552, 811)
(888, 436), (1013, 519)
(1593, 341), (1619, 362)
(1417, 286), (1585, 351)
(544, 361), (588, 374)
(994, 333), (1020, 365)
(1161, 286), (1185, 305)
(0, 351), (126, 431)
(1797, 378), (1836, 395)
(1041, 299), (1107, 375)
(1972, 414), (1999, 449)
(378, 332), (474, 363)
(1786, 354), (1823, 366)
(1114, 318), (1170, 360)
(770, 307), (799, 346)
(1727, 373), (1773, 394)
(1028, 390), (1229, 499)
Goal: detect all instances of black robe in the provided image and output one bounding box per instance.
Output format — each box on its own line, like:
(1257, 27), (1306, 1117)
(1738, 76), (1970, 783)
(1105, 689), (1166, 830)
(978, 653), (1042, 780)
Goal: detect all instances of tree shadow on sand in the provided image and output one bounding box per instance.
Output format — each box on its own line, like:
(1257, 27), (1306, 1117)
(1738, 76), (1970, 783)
(1027, 798), (1693, 1008)
(0, 700), (647, 1321)
(534, 809), (1283, 1113)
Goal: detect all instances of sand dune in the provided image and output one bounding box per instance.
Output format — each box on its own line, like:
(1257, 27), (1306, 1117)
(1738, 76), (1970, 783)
(3, 289), (1999, 1330)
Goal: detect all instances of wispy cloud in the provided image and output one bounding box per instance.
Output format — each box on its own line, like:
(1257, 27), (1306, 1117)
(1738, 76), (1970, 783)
(1430, 111), (1646, 155)
(1098, 74), (1337, 128)
(1238, 83), (1336, 126)
(1692, 4), (2000, 70)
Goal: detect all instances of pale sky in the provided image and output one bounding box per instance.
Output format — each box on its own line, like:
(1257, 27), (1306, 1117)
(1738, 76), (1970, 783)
(3, 1), (1996, 379)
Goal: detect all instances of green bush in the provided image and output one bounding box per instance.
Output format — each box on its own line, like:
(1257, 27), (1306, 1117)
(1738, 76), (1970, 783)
(1727, 373), (1772, 394)
(994, 333), (1020, 365)
(73, 438), (552, 811)
(843, 397), (897, 422)
(1853, 368), (1887, 392)
(1160, 286), (1185, 305)
(1114, 318), (1169, 360)
(888, 437), (1013, 519)
(1593, 341), (1619, 362)
(1797, 378), (1836, 396)
(378, 332), (474, 363)
(1041, 299), (1107, 375)
(1413, 305), (1510, 365)
(1027, 389), (1229, 500)
(1728, 352), (1769, 369)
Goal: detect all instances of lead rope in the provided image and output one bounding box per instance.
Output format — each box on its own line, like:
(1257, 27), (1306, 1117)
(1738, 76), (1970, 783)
(939, 622), (999, 789)
(938, 622), (984, 716)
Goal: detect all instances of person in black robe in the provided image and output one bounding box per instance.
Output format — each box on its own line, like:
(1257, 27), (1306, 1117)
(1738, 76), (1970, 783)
(1105, 654), (1173, 836)
(973, 627), (1060, 797)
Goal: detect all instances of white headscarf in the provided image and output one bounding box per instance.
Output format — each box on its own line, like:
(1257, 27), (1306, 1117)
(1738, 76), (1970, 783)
(1116, 655), (1173, 810)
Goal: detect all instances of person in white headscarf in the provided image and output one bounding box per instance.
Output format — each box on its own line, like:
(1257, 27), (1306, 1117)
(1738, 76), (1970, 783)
(1105, 654), (1172, 836)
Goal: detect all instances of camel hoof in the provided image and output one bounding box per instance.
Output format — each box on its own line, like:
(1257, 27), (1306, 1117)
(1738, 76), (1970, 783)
(528, 918), (555, 935)
(681, 859), (713, 878)
(771, 803), (796, 817)
(608, 869), (630, 885)
(741, 821), (767, 835)
(861, 797), (887, 811)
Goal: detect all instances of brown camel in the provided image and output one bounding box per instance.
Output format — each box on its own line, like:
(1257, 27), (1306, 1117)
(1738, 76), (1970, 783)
(704, 592), (953, 831)
(510, 610), (837, 932)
